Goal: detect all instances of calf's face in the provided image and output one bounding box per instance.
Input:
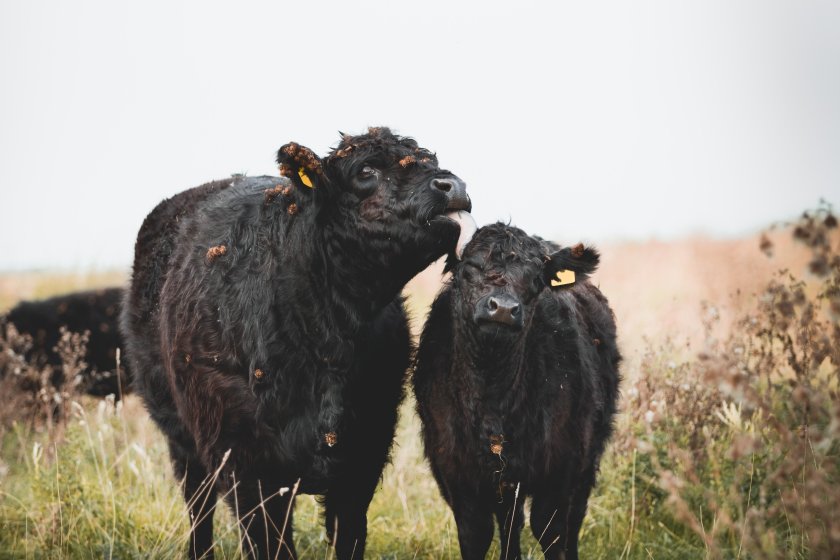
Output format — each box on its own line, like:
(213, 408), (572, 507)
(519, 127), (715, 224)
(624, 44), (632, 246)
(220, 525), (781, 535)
(451, 224), (599, 339)
(277, 127), (476, 260)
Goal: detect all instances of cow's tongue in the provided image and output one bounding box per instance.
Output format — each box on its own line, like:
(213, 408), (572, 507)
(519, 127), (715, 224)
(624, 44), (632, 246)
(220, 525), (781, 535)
(445, 211), (477, 259)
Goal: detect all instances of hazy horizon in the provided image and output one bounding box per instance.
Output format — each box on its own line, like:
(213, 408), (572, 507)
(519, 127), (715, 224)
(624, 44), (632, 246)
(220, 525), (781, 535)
(0, 219), (809, 274)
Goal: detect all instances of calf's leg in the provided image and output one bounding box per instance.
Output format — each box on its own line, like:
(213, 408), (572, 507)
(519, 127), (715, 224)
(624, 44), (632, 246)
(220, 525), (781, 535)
(529, 468), (576, 560)
(563, 466), (597, 560)
(449, 489), (495, 560)
(494, 484), (525, 560)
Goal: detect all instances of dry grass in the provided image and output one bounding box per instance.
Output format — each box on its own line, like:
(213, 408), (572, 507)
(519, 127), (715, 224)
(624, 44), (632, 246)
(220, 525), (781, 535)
(0, 207), (838, 558)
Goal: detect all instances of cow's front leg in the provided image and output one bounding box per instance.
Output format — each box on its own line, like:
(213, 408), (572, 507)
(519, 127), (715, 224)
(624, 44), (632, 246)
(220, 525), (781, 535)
(227, 477), (298, 560)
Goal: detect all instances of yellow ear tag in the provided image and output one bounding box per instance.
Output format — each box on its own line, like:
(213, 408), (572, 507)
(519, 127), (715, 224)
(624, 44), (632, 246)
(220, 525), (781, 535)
(298, 167), (314, 188)
(551, 269), (576, 287)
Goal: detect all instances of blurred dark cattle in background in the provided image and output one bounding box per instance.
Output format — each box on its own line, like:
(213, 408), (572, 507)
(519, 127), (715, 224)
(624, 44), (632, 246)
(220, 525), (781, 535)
(1, 287), (130, 397)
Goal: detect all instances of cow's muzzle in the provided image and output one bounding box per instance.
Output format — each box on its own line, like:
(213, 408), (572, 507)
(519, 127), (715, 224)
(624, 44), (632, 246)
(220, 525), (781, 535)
(474, 293), (523, 329)
(430, 175), (471, 212)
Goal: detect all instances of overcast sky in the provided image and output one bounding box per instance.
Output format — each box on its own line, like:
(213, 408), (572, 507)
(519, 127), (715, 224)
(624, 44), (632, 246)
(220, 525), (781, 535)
(1, 1), (838, 271)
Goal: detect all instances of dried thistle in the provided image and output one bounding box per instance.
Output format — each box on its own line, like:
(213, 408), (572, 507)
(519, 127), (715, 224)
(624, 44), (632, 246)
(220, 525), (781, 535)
(759, 233), (774, 257)
(282, 142), (323, 174)
(264, 184), (286, 204)
(205, 244), (227, 264)
(490, 434), (504, 455)
(334, 145), (353, 158)
(0, 324), (86, 441)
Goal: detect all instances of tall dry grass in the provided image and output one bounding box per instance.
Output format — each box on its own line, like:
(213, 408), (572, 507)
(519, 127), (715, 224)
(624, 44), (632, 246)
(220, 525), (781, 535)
(0, 206), (837, 558)
(607, 205), (840, 559)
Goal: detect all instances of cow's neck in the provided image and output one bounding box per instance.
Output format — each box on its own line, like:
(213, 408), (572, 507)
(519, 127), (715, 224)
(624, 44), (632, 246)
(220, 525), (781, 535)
(324, 230), (395, 321)
(454, 325), (530, 438)
(455, 300), (537, 390)
(463, 336), (527, 384)
(314, 213), (439, 329)
(264, 210), (427, 448)
(272, 223), (416, 347)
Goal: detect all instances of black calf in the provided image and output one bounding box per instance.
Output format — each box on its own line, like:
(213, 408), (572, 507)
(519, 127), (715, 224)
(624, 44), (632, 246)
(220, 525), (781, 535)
(414, 223), (620, 560)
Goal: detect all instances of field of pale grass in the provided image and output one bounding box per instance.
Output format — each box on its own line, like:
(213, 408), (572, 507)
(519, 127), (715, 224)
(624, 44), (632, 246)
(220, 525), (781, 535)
(1, 209), (837, 558)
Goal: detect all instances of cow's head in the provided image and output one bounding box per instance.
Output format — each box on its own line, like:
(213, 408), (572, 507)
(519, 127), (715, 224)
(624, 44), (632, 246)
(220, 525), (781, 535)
(450, 223), (599, 336)
(276, 127), (476, 269)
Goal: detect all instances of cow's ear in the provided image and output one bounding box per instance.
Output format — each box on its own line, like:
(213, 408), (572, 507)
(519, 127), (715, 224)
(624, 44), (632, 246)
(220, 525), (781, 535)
(543, 243), (600, 288)
(276, 142), (326, 190)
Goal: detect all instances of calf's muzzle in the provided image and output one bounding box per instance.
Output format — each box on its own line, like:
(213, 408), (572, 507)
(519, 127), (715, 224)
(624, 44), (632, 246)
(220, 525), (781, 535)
(474, 293), (523, 329)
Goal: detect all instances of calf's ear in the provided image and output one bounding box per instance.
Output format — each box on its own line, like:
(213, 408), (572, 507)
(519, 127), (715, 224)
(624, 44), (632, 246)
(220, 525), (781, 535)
(543, 243), (600, 288)
(276, 142), (325, 190)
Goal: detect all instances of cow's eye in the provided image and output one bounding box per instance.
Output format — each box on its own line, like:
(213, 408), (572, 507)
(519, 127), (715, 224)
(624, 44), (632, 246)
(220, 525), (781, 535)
(460, 263), (482, 282)
(358, 165), (377, 179)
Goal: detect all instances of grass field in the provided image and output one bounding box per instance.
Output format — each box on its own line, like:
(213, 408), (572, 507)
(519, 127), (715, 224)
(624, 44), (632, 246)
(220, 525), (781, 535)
(0, 209), (838, 559)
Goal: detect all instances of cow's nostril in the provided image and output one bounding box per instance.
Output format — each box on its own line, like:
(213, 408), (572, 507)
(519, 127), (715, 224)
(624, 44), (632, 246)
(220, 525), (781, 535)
(476, 294), (522, 328)
(432, 175), (470, 211)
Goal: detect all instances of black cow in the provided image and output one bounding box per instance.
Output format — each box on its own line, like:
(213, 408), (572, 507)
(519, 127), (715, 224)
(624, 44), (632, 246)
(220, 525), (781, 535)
(414, 223), (620, 560)
(1, 288), (130, 397)
(120, 127), (475, 559)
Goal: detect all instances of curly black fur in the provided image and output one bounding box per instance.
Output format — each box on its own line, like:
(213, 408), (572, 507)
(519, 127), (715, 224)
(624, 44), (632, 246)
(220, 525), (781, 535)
(414, 223), (621, 560)
(120, 127), (470, 560)
(1, 288), (129, 397)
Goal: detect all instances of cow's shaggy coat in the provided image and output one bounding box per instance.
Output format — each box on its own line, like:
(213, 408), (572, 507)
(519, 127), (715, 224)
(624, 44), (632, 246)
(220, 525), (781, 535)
(121, 128), (470, 559)
(1, 288), (129, 397)
(414, 224), (620, 560)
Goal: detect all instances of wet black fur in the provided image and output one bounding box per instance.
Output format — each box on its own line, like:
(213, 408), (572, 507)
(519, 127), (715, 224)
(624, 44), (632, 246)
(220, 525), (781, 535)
(120, 128), (468, 559)
(414, 224), (621, 560)
(1, 288), (130, 397)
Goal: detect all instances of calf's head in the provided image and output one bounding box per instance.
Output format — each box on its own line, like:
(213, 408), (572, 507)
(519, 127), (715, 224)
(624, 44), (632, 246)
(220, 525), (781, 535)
(276, 127), (476, 265)
(450, 224), (599, 337)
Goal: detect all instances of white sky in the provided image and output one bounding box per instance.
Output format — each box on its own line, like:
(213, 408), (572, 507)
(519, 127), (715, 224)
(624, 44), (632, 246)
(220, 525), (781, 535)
(1, 1), (838, 271)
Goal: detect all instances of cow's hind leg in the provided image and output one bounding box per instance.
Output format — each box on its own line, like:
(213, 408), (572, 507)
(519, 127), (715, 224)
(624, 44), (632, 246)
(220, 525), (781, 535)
(170, 441), (218, 560)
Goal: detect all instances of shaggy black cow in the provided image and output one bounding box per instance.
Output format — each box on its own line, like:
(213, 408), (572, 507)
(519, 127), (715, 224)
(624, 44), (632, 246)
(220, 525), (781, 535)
(414, 224), (620, 560)
(1, 288), (130, 397)
(121, 127), (475, 559)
